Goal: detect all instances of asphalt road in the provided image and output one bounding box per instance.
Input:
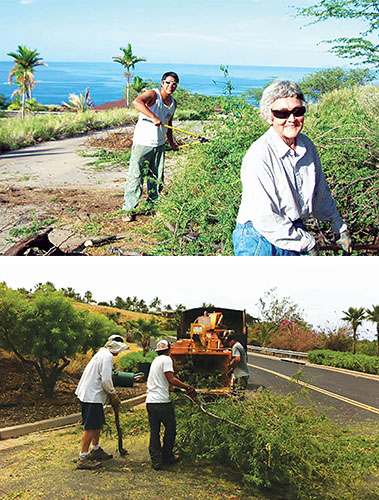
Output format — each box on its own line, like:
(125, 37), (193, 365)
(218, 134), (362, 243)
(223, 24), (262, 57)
(247, 352), (379, 423)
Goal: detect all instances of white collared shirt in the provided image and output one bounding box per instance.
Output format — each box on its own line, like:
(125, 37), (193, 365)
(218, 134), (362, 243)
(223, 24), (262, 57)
(75, 348), (115, 405)
(236, 126), (346, 252)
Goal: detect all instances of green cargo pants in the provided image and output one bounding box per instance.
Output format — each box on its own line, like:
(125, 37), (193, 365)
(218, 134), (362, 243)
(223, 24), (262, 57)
(122, 143), (165, 212)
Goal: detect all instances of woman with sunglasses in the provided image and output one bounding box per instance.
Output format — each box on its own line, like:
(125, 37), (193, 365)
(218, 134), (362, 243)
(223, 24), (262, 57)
(122, 72), (179, 222)
(233, 79), (351, 256)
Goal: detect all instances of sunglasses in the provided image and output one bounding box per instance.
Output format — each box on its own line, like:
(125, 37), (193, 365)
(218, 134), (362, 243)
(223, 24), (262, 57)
(163, 80), (177, 87)
(271, 106), (306, 119)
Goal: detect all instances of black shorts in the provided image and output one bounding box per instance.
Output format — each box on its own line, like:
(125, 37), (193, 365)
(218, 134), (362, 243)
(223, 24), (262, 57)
(80, 402), (105, 430)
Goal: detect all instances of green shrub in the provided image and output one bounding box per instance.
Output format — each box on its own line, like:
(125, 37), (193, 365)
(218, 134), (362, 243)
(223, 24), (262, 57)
(117, 350), (157, 373)
(175, 391), (379, 499)
(303, 86), (379, 249)
(148, 86), (378, 255)
(150, 97), (267, 255)
(308, 349), (379, 374)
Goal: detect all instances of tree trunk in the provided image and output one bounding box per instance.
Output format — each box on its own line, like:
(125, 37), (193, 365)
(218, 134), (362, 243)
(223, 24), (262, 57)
(21, 89), (25, 120)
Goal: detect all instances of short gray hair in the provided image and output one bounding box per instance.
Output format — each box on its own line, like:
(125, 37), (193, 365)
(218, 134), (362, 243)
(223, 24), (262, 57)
(260, 80), (307, 120)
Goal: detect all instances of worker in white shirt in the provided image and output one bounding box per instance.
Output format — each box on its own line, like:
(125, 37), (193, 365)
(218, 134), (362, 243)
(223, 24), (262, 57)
(233, 79), (352, 256)
(75, 335), (129, 469)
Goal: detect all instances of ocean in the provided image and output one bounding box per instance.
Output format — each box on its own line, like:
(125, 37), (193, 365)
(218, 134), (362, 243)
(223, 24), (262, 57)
(0, 61), (321, 106)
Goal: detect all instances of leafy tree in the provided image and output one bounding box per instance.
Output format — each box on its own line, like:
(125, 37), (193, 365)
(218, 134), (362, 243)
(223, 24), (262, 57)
(7, 45), (47, 119)
(125, 318), (161, 356)
(84, 290), (95, 304)
(0, 283), (123, 397)
(257, 287), (305, 327)
(113, 43), (147, 108)
(365, 305), (379, 356)
(299, 67), (377, 101)
(341, 306), (366, 354)
(295, 0), (379, 67)
(59, 286), (82, 302)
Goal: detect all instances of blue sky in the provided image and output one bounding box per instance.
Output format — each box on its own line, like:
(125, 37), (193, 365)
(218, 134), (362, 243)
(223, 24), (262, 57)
(1, 258), (378, 340)
(1, 0), (370, 67)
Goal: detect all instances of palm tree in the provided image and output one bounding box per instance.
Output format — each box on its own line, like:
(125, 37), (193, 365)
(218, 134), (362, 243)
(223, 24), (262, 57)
(126, 318), (161, 356)
(365, 305), (379, 356)
(341, 307), (366, 354)
(112, 44), (146, 108)
(7, 45), (47, 119)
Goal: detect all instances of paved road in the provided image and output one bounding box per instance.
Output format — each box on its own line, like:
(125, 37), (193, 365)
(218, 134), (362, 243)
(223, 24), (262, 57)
(248, 353), (379, 422)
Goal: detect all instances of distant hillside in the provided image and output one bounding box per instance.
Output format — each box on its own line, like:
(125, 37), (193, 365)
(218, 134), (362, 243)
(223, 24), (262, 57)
(73, 302), (159, 323)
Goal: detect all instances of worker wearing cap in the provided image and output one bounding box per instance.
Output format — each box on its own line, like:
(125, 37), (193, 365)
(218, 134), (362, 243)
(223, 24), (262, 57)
(146, 339), (196, 470)
(227, 334), (249, 390)
(121, 72), (179, 222)
(75, 335), (129, 470)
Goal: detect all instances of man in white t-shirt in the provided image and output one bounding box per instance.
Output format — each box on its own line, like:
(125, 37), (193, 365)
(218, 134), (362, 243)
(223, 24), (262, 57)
(75, 335), (129, 469)
(146, 339), (196, 470)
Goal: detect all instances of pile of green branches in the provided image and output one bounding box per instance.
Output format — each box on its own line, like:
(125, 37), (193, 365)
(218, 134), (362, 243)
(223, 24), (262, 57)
(174, 390), (379, 499)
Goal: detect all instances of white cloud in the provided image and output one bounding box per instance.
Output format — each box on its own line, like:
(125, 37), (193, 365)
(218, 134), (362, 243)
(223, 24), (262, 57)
(21, 0), (34, 4)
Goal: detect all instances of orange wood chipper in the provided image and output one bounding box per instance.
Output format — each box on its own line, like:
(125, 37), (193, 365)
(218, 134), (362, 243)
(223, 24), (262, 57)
(171, 310), (244, 394)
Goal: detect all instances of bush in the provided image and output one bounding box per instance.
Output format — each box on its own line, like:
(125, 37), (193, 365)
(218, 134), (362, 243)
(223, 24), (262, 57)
(150, 97), (267, 255)
(149, 86), (378, 255)
(269, 319), (322, 352)
(308, 349), (379, 375)
(303, 86), (379, 249)
(117, 350), (157, 373)
(175, 391), (379, 499)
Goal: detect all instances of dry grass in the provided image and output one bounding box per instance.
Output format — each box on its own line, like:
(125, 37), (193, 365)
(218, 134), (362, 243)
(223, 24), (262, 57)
(0, 408), (265, 500)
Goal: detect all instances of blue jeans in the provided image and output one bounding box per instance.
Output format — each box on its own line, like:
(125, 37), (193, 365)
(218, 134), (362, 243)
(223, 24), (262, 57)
(233, 221), (302, 256)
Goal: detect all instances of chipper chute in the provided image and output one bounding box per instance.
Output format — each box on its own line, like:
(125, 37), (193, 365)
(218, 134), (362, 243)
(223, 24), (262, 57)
(171, 312), (234, 394)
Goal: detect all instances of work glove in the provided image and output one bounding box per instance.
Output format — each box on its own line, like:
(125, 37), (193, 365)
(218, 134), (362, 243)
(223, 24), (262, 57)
(185, 387), (197, 401)
(308, 244), (319, 256)
(109, 393), (120, 408)
(336, 231), (353, 254)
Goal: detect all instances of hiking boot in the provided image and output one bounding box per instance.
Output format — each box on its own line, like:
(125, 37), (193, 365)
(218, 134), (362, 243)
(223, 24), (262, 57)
(87, 447), (113, 461)
(122, 214), (134, 222)
(77, 457), (102, 470)
(151, 462), (162, 470)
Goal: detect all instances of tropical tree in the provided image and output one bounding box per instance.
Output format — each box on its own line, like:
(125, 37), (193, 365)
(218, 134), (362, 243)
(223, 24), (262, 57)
(0, 283), (123, 397)
(341, 306), (366, 354)
(295, 0), (379, 67)
(112, 44), (146, 108)
(365, 305), (379, 356)
(126, 75), (154, 102)
(7, 45), (47, 119)
(125, 317), (161, 355)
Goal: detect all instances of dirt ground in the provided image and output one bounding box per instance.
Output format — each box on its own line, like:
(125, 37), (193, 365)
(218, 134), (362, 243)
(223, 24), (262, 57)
(0, 127), (176, 255)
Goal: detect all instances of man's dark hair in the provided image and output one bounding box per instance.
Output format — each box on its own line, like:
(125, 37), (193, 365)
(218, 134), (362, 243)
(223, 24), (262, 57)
(227, 333), (237, 343)
(161, 72), (179, 83)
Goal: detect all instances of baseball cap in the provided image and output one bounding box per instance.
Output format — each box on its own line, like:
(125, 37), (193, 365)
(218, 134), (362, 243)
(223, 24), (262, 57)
(155, 339), (171, 352)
